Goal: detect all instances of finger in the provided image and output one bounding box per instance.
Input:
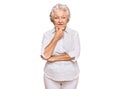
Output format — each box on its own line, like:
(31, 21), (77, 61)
(55, 27), (59, 31)
(60, 27), (65, 31)
(58, 28), (63, 31)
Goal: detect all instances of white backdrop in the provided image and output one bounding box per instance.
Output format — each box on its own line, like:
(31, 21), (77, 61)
(0, 0), (120, 89)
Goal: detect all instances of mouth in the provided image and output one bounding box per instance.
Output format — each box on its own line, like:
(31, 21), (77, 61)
(58, 24), (63, 25)
(57, 24), (64, 26)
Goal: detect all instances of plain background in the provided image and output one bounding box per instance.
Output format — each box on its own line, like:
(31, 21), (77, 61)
(0, 0), (120, 89)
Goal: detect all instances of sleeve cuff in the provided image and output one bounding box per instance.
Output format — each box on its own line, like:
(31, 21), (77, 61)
(67, 52), (77, 62)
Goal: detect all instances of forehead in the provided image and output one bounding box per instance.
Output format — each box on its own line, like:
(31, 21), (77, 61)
(53, 9), (68, 16)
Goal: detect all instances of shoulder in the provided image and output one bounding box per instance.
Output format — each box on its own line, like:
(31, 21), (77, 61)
(43, 29), (54, 36)
(44, 29), (53, 34)
(67, 27), (79, 35)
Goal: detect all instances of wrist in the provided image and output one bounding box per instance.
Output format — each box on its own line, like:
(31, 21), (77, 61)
(53, 36), (59, 41)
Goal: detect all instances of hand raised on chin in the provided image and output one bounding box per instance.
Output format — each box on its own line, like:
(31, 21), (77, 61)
(56, 27), (65, 31)
(54, 27), (65, 40)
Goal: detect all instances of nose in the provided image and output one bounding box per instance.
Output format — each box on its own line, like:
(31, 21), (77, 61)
(58, 18), (62, 23)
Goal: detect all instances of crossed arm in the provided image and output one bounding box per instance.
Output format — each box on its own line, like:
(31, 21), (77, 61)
(41, 28), (74, 62)
(41, 53), (74, 62)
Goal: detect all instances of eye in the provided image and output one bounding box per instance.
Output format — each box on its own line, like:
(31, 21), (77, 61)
(54, 17), (59, 19)
(62, 16), (66, 19)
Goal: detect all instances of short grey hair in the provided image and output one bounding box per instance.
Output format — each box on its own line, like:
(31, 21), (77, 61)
(50, 3), (70, 22)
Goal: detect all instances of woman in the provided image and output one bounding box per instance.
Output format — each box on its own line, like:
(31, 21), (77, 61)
(41, 3), (80, 89)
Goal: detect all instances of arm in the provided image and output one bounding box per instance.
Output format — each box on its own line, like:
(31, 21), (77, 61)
(43, 36), (58, 59)
(67, 32), (80, 62)
(47, 53), (75, 62)
(43, 28), (64, 59)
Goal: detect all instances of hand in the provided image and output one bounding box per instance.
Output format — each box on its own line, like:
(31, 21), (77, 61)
(54, 27), (64, 40)
(56, 27), (65, 31)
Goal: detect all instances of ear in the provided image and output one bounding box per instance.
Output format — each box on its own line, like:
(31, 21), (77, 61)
(67, 18), (69, 22)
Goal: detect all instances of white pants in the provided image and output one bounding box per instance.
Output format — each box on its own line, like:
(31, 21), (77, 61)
(44, 76), (79, 89)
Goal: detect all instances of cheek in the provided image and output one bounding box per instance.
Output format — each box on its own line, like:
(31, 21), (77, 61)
(54, 21), (58, 25)
(54, 19), (59, 22)
(64, 18), (69, 22)
(52, 20), (58, 24)
(63, 20), (68, 24)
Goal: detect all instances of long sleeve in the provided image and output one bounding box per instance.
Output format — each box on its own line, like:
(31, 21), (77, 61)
(41, 33), (50, 59)
(67, 32), (80, 62)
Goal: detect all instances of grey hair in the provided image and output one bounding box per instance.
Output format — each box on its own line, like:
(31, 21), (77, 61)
(50, 3), (70, 22)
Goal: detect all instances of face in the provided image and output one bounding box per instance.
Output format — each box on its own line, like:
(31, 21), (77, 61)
(52, 10), (69, 30)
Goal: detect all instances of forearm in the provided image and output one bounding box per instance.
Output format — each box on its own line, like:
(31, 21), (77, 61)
(44, 36), (58, 59)
(43, 28), (64, 59)
(47, 53), (75, 62)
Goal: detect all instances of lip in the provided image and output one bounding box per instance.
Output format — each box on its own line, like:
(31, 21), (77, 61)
(57, 24), (63, 25)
